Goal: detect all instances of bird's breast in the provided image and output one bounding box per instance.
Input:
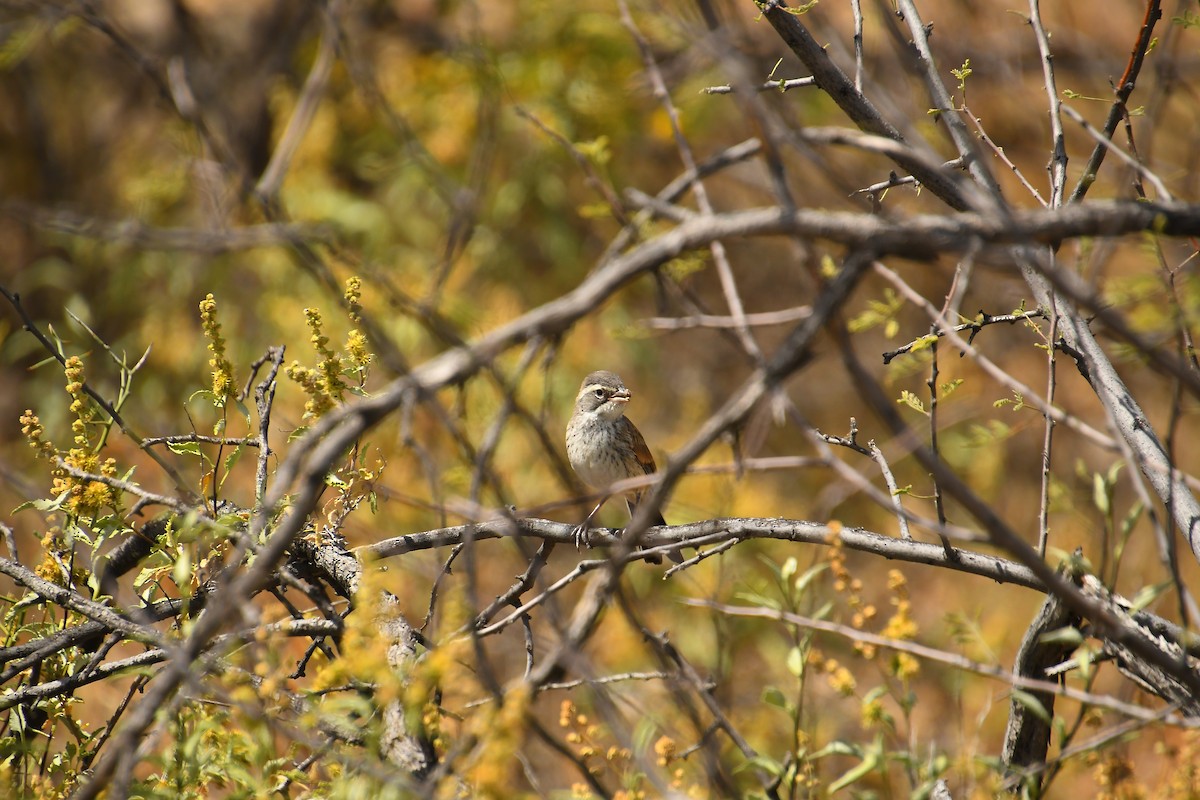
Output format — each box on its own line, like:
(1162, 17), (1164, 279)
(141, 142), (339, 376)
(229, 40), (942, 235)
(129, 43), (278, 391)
(566, 417), (630, 488)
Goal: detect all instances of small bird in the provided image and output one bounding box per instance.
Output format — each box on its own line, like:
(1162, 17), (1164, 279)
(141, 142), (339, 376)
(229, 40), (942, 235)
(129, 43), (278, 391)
(565, 370), (682, 564)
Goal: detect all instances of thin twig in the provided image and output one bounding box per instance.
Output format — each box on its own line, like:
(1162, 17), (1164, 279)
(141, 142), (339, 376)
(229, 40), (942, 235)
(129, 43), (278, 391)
(696, 601), (1198, 727)
(1062, 105), (1172, 200)
(702, 76), (817, 94)
(641, 305), (811, 331)
(1066, 0), (1163, 203)
(1028, 0), (1067, 207)
(1038, 305), (1058, 557)
(618, 0), (764, 366)
(817, 419), (911, 540)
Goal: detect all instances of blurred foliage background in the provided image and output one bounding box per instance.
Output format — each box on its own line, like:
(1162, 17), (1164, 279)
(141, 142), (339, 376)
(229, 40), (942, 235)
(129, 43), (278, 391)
(2, 0), (1200, 796)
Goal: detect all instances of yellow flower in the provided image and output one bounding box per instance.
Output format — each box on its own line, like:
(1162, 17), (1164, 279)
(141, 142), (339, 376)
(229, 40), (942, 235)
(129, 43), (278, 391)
(199, 293), (235, 405)
(654, 735), (677, 766)
(861, 696), (886, 728)
(344, 276), (363, 324)
(828, 665), (856, 696)
(891, 653), (920, 680)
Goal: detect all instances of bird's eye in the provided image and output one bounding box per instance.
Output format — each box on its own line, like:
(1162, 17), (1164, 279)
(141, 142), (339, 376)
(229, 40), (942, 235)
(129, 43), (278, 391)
(593, 388), (606, 399)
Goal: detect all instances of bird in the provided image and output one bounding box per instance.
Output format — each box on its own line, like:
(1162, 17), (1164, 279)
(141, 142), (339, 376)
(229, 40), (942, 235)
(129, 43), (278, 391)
(565, 370), (682, 564)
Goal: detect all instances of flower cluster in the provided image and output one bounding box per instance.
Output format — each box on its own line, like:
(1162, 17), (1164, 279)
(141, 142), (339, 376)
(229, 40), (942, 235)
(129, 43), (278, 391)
(199, 293), (235, 405)
(22, 358), (121, 519)
(287, 277), (374, 420)
(344, 276), (371, 372)
(882, 569), (920, 681)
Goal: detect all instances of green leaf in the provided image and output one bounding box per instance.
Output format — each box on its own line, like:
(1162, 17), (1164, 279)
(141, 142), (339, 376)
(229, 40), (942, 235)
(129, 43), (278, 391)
(1092, 470), (1111, 516)
(897, 390), (926, 415)
(734, 589), (782, 610)
(794, 563), (828, 595)
(172, 547), (192, 589)
(737, 754), (784, 777)
(828, 748), (880, 792)
(964, 420), (1012, 448)
(784, 1), (819, 17)
(221, 445), (246, 479)
(631, 716), (658, 758)
(188, 388), (222, 407)
(1037, 625), (1083, 646)
(1172, 10), (1200, 29)
(25, 491), (71, 513)
(848, 289), (903, 334)
(0, 20), (50, 69)
(786, 646), (805, 678)
(1119, 500), (1145, 538)
(1128, 581), (1171, 613)
(951, 58), (972, 91)
(908, 333), (939, 354)
(762, 686), (789, 710)
(575, 135), (611, 166)
(811, 740), (858, 760)
(780, 556), (798, 583)
(167, 440), (202, 456)
(1010, 689), (1051, 723)
(1077, 644), (1095, 681)
(863, 685), (887, 703)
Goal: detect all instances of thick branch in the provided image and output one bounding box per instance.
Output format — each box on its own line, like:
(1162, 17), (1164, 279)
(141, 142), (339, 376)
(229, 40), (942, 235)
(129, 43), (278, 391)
(365, 516), (1042, 589)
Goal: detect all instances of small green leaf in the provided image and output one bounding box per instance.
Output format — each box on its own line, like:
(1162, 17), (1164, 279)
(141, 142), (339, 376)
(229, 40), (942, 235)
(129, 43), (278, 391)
(784, 0), (819, 16)
(222, 445), (245, 475)
(863, 685), (887, 703)
(172, 548), (192, 588)
(897, 390), (927, 415)
(1173, 11), (1200, 29)
(1010, 689), (1051, 723)
(737, 754), (784, 777)
(762, 686), (789, 709)
(1092, 471), (1111, 516)
(167, 441), (202, 456)
(1120, 500), (1145, 538)
(786, 646), (805, 678)
(951, 58), (972, 90)
(810, 740), (858, 759)
(908, 333), (939, 354)
(1038, 625), (1083, 646)
(1077, 645), (1095, 681)
(828, 748), (880, 792)
(1129, 581), (1171, 612)
(575, 135), (611, 166)
(780, 556), (798, 583)
(795, 563), (828, 595)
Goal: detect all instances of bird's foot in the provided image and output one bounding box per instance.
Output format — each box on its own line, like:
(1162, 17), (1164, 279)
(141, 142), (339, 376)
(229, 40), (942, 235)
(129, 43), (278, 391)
(572, 522), (592, 550)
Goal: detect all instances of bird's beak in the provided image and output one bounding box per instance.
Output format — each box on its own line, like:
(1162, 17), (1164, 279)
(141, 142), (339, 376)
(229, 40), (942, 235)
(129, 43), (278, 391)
(610, 389), (630, 404)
